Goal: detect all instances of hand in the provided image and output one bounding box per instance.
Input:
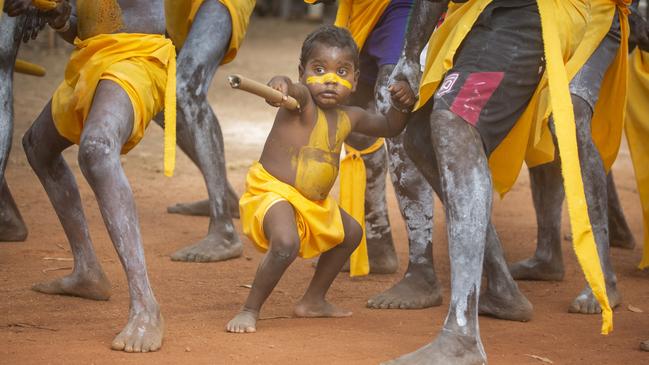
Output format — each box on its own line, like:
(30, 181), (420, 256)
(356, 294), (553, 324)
(390, 57), (422, 100)
(388, 80), (416, 113)
(17, 8), (47, 43)
(4, 0), (32, 16)
(266, 76), (291, 108)
(44, 0), (71, 31)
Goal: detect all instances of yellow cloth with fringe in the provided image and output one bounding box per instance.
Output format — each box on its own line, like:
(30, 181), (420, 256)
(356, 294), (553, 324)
(340, 138), (385, 277)
(626, 50), (649, 269)
(332, 0), (391, 50)
(51, 33), (177, 176)
(417, 0), (615, 334)
(240, 161), (345, 259)
(165, 0), (254, 64)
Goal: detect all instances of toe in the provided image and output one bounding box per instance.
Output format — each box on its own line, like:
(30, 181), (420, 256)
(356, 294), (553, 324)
(133, 337), (144, 353)
(111, 337), (126, 351)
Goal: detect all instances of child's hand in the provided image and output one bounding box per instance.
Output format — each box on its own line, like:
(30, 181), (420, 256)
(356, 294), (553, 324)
(388, 80), (416, 113)
(267, 76), (292, 108)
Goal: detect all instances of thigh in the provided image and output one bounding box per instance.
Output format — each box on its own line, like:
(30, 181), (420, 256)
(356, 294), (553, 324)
(81, 80), (135, 148)
(178, 0), (233, 86)
(433, 3), (544, 155)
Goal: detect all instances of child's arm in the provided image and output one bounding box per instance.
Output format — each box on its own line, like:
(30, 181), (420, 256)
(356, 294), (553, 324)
(266, 76), (312, 112)
(351, 80), (416, 138)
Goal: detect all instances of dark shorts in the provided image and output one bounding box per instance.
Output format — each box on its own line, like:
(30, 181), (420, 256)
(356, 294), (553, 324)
(359, 0), (413, 85)
(432, 1), (544, 155)
(569, 11), (621, 110)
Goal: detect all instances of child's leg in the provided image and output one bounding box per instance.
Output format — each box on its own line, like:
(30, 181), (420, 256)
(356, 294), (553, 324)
(23, 101), (111, 301)
(294, 208), (361, 318)
(226, 201), (300, 333)
(76, 80), (162, 352)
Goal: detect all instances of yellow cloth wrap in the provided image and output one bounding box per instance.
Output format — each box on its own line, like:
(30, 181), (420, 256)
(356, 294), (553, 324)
(14, 59), (46, 77)
(165, 0), (254, 65)
(240, 162), (346, 258)
(306, 73), (353, 90)
(32, 0), (58, 11)
(626, 50), (649, 269)
(340, 138), (385, 277)
(333, 0), (390, 50)
(51, 33), (177, 176)
(417, 0), (612, 333)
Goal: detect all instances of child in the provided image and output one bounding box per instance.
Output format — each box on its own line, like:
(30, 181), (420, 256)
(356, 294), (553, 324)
(226, 26), (415, 333)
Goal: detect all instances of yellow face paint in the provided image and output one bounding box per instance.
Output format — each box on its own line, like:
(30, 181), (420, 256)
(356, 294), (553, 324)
(307, 73), (353, 90)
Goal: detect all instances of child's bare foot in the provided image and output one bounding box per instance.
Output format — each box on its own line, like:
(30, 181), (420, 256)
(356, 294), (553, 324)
(294, 298), (352, 318)
(226, 309), (258, 333)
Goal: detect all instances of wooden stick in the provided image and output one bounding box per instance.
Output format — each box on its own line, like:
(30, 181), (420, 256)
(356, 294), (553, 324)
(228, 74), (300, 111)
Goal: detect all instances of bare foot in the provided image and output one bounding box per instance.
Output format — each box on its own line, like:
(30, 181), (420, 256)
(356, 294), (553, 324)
(382, 329), (486, 365)
(367, 269), (442, 309)
(640, 339), (649, 352)
(226, 309), (258, 333)
(111, 305), (164, 352)
(294, 299), (352, 318)
(0, 207), (28, 242)
(479, 286), (533, 322)
(32, 269), (111, 301)
(509, 256), (564, 281)
(166, 194), (240, 219)
(170, 233), (243, 262)
(568, 286), (621, 314)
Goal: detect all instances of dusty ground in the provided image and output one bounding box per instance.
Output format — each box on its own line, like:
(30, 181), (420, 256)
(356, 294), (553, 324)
(1, 18), (648, 365)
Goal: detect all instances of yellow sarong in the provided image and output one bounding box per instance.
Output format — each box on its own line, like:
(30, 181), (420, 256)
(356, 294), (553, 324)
(340, 138), (385, 277)
(165, 0), (254, 64)
(417, 0), (613, 334)
(240, 161), (345, 259)
(626, 50), (649, 269)
(51, 33), (177, 176)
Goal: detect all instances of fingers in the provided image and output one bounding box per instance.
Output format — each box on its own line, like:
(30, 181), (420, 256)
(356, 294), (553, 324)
(6, 0), (30, 17)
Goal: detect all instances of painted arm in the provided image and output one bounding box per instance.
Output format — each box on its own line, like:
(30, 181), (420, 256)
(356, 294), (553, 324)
(391, 0), (450, 97)
(43, 0), (77, 44)
(352, 80), (416, 138)
(266, 76), (312, 113)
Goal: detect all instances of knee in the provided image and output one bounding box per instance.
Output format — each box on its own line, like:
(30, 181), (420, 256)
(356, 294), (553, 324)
(269, 234), (300, 263)
(571, 95), (594, 142)
(77, 134), (120, 180)
(345, 218), (363, 249)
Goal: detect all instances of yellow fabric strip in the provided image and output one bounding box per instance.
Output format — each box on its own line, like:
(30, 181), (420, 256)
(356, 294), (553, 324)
(164, 44), (177, 177)
(537, 0), (612, 334)
(164, 0), (255, 65)
(306, 73), (353, 90)
(626, 50), (649, 269)
(32, 0), (58, 11)
(333, 0), (390, 50)
(339, 138), (385, 277)
(14, 59), (46, 77)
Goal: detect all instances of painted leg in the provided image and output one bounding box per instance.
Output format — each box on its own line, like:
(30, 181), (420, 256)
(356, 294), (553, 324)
(23, 101), (110, 301)
(509, 159), (566, 281)
(385, 110), (489, 365)
(156, 1), (242, 262)
(0, 180), (27, 241)
(367, 132), (441, 309)
(606, 172), (635, 249)
(568, 96), (620, 314)
(0, 15), (28, 242)
(77, 81), (163, 352)
(368, 66), (440, 308)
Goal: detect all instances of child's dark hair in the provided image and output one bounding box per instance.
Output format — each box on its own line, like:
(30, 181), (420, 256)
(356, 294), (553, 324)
(300, 26), (359, 70)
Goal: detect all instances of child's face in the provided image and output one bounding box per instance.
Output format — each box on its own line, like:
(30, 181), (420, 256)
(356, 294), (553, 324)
(299, 43), (358, 109)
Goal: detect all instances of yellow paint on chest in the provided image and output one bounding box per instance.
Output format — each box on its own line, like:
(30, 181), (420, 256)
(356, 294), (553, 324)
(294, 107), (351, 201)
(77, 0), (124, 40)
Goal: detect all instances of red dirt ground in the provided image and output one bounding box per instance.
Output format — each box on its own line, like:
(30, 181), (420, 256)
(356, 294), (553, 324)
(1, 18), (648, 365)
